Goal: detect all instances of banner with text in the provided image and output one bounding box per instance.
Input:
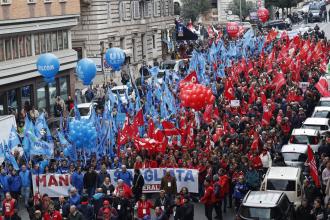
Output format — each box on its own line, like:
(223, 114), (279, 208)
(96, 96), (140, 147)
(32, 169), (199, 197)
(32, 174), (72, 198)
(109, 168), (199, 193)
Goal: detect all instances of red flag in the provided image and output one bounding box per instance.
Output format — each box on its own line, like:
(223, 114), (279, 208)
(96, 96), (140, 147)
(213, 106), (219, 120)
(117, 115), (130, 146)
(153, 129), (167, 153)
(203, 105), (213, 124)
(261, 92), (267, 107)
(266, 29), (278, 44)
(272, 73), (286, 92)
(247, 60), (254, 74)
(251, 133), (260, 151)
(162, 120), (180, 136)
(280, 31), (289, 43)
(262, 108), (272, 127)
(185, 122), (195, 149)
(133, 109), (144, 126)
(179, 71), (198, 89)
(248, 86), (256, 104)
(224, 79), (235, 100)
(307, 145), (320, 187)
(320, 60), (328, 73)
(315, 77), (330, 97)
(147, 119), (155, 138)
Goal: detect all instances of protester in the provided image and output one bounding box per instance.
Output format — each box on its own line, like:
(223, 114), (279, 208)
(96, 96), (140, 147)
(132, 168), (145, 202)
(160, 171), (177, 201)
(117, 165), (133, 187)
(69, 187), (81, 206)
(233, 176), (248, 212)
(43, 203), (62, 220)
(83, 166), (98, 198)
(154, 206), (167, 220)
(8, 170), (21, 201)
(97, 200), (118, 220)
(113, 191), (132, 220)
(68, 205), (84, 220)
(113, 179), (133, 199)
(154, 190), (171, 219)
(101, 177), (115, 198)
(71, 166), (84, 195)
(97, 164), (111, 187)
(200, 179), (214, 220)
(136, 194), (153, 220)
(77, 195), (94, 220)
(2, 192), (19, 220)
(181, 195), (194, 220)
(55, 196), (70, 219)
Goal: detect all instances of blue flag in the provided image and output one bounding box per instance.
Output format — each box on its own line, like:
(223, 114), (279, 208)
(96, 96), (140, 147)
(35, 113), (52, 141)
(30, 140), (53, 157)
(2, 142), (19, 170)
(8, 125), (20, 149)
(58, 131), (70, 147)
(74, 101), (81, 120)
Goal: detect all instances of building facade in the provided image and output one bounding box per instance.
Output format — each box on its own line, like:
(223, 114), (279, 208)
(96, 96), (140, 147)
(72, 0), (175, 82)
(0, 0), (80, 118)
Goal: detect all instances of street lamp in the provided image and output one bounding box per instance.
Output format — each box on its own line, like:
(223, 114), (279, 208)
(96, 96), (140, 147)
(100, 41), (106, 83)
(239, 0), (242, 22)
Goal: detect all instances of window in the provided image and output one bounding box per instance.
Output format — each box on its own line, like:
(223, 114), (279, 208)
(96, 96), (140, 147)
(0, 0), (11, 5)
(12, 37), (19, 59)
(59, 77), (68, 100)
(52, 32), (58, 51)
(5, 39), (12, 60)
(63, 31), (68, 49)
(46, 33), (52, 52)
(132, 39), (136, 62)
(27, 0), (36, 4)
(0, 93), (5, 115)
(0, 40), (4, 61)
(120, 1), (131, 20)
(40, 33), (46, 53)
(21, 85), (32, 111)
(37, 84), (47, 111)
(267, 179), (296, 191)
(152, 34), (156, 49)
(58, 31), (63, 50)
(26, 35), (32, 56)
(174, 2), (180, 15)
(44, 0), (52, 3)
(154, 0), (160, 17)
(48, 82), (56, 114)
(19, 36), (26, 58)
(141, 34), (146, 59)
(120, 37), (125, 49)
(34, 34), (40, 55)
(7, 89), (17, 115)
(144, 1), (152, 17)
(132, 1), (140, 19)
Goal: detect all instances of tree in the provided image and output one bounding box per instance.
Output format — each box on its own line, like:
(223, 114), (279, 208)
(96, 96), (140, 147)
(229, 0), (255, 20)
(181, 0), (211, 22)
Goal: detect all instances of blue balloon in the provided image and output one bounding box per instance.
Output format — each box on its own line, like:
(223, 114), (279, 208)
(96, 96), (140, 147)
(105, 48), (125, 71)
(76, 58), (97, 85)
(36, 53), (60, 82)
(63, 148), (70, 157)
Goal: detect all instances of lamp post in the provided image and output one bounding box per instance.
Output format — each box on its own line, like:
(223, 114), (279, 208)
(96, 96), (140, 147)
(239, 0), (242, 22)
(100, 41), (106, 83)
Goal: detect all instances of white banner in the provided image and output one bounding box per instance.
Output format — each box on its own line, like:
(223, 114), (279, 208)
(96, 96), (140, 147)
(32, 174), (72, 198)
(32, 169), (199, 197)
(109, 168), (199, 193)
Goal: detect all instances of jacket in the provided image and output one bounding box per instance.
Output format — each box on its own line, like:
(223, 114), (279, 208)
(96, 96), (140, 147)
(77, 202), (94, 220)
(245, 169), (260, 189)
(200, 185), (214, 205)
(83, 171), (98, 188)
(154, 196), (171, 214)
(132, 173), (145, 195)
(92, 193), (105, 215)
(0, 174), (10, 192)
(55, 201), (70, 218)
(182, 202), (194, 220)
(71, 172), (84, 191)
(97, 171), (111, 187)
(219, 174), (229, 194)
(68, 211), (84, 220)
(9, 175), (21, 192)
(160, 176), (177, 195)
(101, 183), (115, 196)
(117, 171), (133, 187)
(43, 210), (63, 220)
(19, 170), (31, 187)
(233, 182), (249, 200)
(69, 194), (81, 206)
(136, 200), (153, 218)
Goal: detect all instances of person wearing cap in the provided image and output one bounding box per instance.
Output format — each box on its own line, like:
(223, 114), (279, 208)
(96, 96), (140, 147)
(97, 200), (118, 220)
(200, 179), (214, 220)
(136, 194), (153, 220)
(83, 166), (98, 198)
(160, 171), (177, 202)
(154, 190), (171, 219)
(117, 165), (133, 187)
(77, 194), (94, 220)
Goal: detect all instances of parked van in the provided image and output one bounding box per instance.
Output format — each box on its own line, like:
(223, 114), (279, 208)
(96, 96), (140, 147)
(289, 128), (321, 152)
(260, 167), (302, 207)
(281, 144), (308, 167)
(318, 97), (330, 107)
(302, 117), (330, 136)
(312, 106), (330, 118)
(238, 191), (294, 220)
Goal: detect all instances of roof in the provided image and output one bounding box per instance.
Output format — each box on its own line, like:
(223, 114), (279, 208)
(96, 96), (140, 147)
(281, 144), (308, 154)
(77, 103), (94, 108)
(320, 97), (330, 102)
(313, 106), (330, 112)
(111, 85), (128, 90)
(303, 117), (329, 126)
(266, 167), (300, 180)
(291, 128), (319, 136)
(243, 191), (283, 207)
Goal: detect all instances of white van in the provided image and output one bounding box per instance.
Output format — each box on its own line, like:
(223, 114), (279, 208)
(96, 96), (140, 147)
(312, 106), (330, 118)
(318, 97), (330, 107)
(289, 128), (321, 152)
(302, 117), (330, 136)
(261, 167), (302, 207)
(281, 144), (308, 167)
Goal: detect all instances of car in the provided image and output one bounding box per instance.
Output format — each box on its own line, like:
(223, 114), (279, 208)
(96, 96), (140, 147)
(69, 102), (96, 120)
(260, 167), (302, 207)
(312, 106), (330, 118)
(318, 97), (330, 107)
(308, 2), (326, 22)
(110, 85), (135, 105)
(238, 191), (294, 220)
(288, 128), (321, 152)
(159, 59), (188, 74)
(302, 117), (330, 136)
(281, 144), (308, 167)
(263, 20), (291, 30)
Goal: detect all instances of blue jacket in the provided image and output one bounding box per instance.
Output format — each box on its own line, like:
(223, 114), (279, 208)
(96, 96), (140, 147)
(19, 170), (31, 187)
(117, 171), (133, 187)
(233, 182), (249, 200)
(69, 193), (81, 206)
(0, 174), (10, 193)
(71, 172), (84, 191)
(9, 175), (21, 192)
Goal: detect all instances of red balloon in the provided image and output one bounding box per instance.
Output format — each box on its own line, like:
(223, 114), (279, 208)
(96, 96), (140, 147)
(257, 8), (269, 23)
(226, 22), (239, 38)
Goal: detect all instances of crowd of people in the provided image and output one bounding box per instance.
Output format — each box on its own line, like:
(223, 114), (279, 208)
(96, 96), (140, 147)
(1, 21), (330, 220)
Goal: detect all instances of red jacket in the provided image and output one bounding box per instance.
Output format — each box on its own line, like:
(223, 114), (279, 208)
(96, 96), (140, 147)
(251, 155), (263, 169)
(200, 185), (214, 205)
(114, 183), (133, 199)
(136, 200), (153, 218)
(44, 210), (62, 220)
(219, 174), (229, 194)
